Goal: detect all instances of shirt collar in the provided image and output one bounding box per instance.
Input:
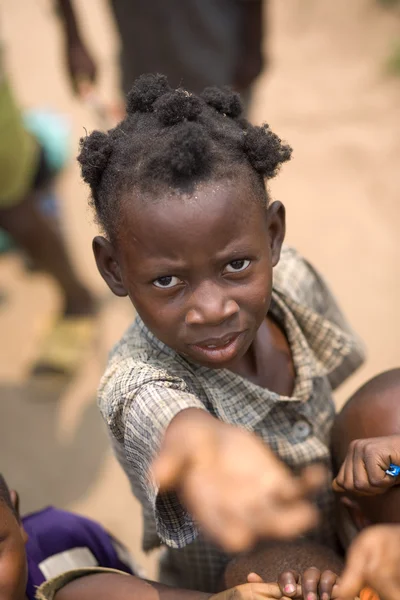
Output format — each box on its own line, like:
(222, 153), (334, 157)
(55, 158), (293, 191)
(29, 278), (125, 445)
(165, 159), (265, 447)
(135, 287), (355, 399)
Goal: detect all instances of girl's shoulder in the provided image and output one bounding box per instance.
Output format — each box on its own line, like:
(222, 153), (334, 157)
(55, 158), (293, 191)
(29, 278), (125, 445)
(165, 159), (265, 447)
(274, 245), (335, 314)
(98, 319), (197, 416)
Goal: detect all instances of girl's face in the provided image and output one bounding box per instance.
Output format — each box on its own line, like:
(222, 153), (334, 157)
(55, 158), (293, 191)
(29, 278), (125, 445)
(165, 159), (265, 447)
(95, 176), (285, 369)
(0, 500), (28, 600)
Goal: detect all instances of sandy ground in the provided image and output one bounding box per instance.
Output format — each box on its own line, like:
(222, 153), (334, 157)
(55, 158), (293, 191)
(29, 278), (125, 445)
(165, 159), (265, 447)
(0, 0), (399, 579)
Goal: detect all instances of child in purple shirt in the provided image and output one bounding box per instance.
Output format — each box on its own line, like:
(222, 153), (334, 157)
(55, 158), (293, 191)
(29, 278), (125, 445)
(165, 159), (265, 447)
(0, 474), (134, 600)
(23, 506), (135, 598)
(0, 473), (282, 600)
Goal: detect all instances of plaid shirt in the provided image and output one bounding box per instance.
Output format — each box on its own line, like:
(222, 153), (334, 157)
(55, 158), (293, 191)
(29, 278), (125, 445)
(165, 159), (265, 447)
(98, 246), (365, 592)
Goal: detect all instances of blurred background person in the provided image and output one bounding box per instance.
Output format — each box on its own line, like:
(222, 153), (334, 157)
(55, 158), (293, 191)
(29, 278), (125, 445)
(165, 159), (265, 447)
(57, 0), (265, 109)
(0, 56), (96, 376)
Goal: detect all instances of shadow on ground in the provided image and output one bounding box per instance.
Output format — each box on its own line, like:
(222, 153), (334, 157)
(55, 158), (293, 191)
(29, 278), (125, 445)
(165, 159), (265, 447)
(0, 379), (108, 513)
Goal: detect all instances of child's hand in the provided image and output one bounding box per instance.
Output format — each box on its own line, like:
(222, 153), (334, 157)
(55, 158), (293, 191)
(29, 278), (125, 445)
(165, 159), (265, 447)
(153, 409), (325, 552)
(248, 568), (340, 599)
(211, 582), (292, 599)
(332, 435), (400, 495)
(338, 524), (400, 600)
(279, 567), (339, 600)
(65, 40), (98, 96)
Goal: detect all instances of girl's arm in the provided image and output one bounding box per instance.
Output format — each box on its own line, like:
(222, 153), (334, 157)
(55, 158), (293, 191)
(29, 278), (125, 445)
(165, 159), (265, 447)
(153, 408), (324, 552)
(55, 572), (285, 600)
(55, 573), (211, 600)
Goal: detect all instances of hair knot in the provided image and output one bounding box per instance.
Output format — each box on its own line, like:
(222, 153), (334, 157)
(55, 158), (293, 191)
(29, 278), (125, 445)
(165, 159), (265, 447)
(167, 122), (211, 178)
(126, 73), (171, 113)
(78, 130), (112, 191)
(201, 87), (243, 118)
(243, 124), (292, 178)
(155, 89), (202, 125)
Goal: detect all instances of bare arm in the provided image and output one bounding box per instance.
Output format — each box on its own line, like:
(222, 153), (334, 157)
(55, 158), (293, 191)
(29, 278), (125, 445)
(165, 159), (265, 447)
(234, 0), (265, 92)
(55, 0), (82, 43)
(55, 572), (285, 600)
(55, 573), (212, 600)
(54, 0), (97, 94)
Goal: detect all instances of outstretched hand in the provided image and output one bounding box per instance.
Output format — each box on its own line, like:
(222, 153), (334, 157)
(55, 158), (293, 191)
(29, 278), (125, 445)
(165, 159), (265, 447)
(152, 409), (325, 553)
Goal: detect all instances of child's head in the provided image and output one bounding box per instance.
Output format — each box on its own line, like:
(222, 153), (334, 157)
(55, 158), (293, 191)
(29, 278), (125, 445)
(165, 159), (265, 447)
(78, 74), (291, 369)
(223, 540), (344, 588)
(0, 474), (28, 600)
(331, 369), (400, 549)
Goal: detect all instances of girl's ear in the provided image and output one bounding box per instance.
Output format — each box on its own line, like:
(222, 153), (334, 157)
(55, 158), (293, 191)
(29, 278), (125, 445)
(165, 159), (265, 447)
(93, 236), (128, 297)
(267, 201), (286, 267)
(10, 489), (28, 543)
(10, 489), (20, 518)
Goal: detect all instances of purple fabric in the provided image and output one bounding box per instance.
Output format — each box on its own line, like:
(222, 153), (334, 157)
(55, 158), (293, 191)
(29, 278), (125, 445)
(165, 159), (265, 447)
(23, 507), (134, 600)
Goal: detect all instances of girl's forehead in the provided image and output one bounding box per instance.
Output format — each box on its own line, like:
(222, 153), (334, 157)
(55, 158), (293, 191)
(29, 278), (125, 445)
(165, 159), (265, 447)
(124, 178), (264, 227)
(117, 180), (267, 257)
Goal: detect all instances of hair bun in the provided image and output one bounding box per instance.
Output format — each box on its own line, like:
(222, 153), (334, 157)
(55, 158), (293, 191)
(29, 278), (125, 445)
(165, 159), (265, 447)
(78, 130), (112, 190)
(201, 86), (243, 118)
(154, 89), (202, 126)
(126, 73), (171, 114)
(168, 122), (211, 178)
(243, 124), (292, 178)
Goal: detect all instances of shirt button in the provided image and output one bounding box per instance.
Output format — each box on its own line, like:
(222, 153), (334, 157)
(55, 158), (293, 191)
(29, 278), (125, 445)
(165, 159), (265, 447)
(292, 419), (311, 440)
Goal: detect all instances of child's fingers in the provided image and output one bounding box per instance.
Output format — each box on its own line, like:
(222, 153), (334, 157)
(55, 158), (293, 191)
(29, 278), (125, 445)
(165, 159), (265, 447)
(263, 501), (319, 539)
(247, 572), (265, 583)
(212, 582), (286, 600)
(333, 444), (355, 493)
(298, 464), (327, 496)
(332, 478), (344, 492)
(275, 464), (325, 504)
(246, 582), (291, 599)
(333, 438), (399, 496)
(318, 570), (338, 600)
(185, 485), (255, 552)
(301, 566), (321, 600)
(332, 464), (346, 492)
(278, 570), (299, 597)
(351, 444), (371, 493)
(297, 465), (328, 498)
(352, 443), (386, 494)
(337, 554), (367, 599)
(343, 445), (356, 492)
(362, 446), (395, 491)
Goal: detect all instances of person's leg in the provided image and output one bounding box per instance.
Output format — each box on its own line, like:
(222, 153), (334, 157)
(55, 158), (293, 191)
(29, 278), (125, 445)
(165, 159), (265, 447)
(0, 77), (94, 316)
(0, 193), (94, 315)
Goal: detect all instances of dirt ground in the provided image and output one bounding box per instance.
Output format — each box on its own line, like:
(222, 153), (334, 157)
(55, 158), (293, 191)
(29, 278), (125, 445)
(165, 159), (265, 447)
(1, 0), (399, 579)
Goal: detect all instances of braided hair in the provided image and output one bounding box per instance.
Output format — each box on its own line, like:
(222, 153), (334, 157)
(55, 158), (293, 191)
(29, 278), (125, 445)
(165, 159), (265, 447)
(78, 74), (292, 238)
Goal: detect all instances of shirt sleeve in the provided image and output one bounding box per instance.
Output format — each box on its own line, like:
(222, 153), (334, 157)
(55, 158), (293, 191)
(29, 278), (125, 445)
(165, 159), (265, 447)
(274, 247), (366, 390)
(112, 375), (207, 549)
(300, 257), (366, 390)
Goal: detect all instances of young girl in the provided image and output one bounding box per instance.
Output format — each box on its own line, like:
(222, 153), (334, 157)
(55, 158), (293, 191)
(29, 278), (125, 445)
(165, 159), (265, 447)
(78, 74), (365, 592)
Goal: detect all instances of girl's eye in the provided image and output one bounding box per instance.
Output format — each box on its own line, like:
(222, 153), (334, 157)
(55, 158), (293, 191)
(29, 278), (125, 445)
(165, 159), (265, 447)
(153, 275), (181, 289)
(225, 259), (251, 273)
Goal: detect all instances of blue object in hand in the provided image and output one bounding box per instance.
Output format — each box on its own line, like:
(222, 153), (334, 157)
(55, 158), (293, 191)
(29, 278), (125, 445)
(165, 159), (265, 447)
(385, 463), (400, 477)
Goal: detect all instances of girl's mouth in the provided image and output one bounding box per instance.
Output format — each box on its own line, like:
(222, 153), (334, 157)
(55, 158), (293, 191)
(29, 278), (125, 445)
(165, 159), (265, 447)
(189, 331), (245, 364)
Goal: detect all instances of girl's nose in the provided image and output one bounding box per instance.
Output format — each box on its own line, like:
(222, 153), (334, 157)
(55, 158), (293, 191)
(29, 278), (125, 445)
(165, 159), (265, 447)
(185, 283), (240, 326)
